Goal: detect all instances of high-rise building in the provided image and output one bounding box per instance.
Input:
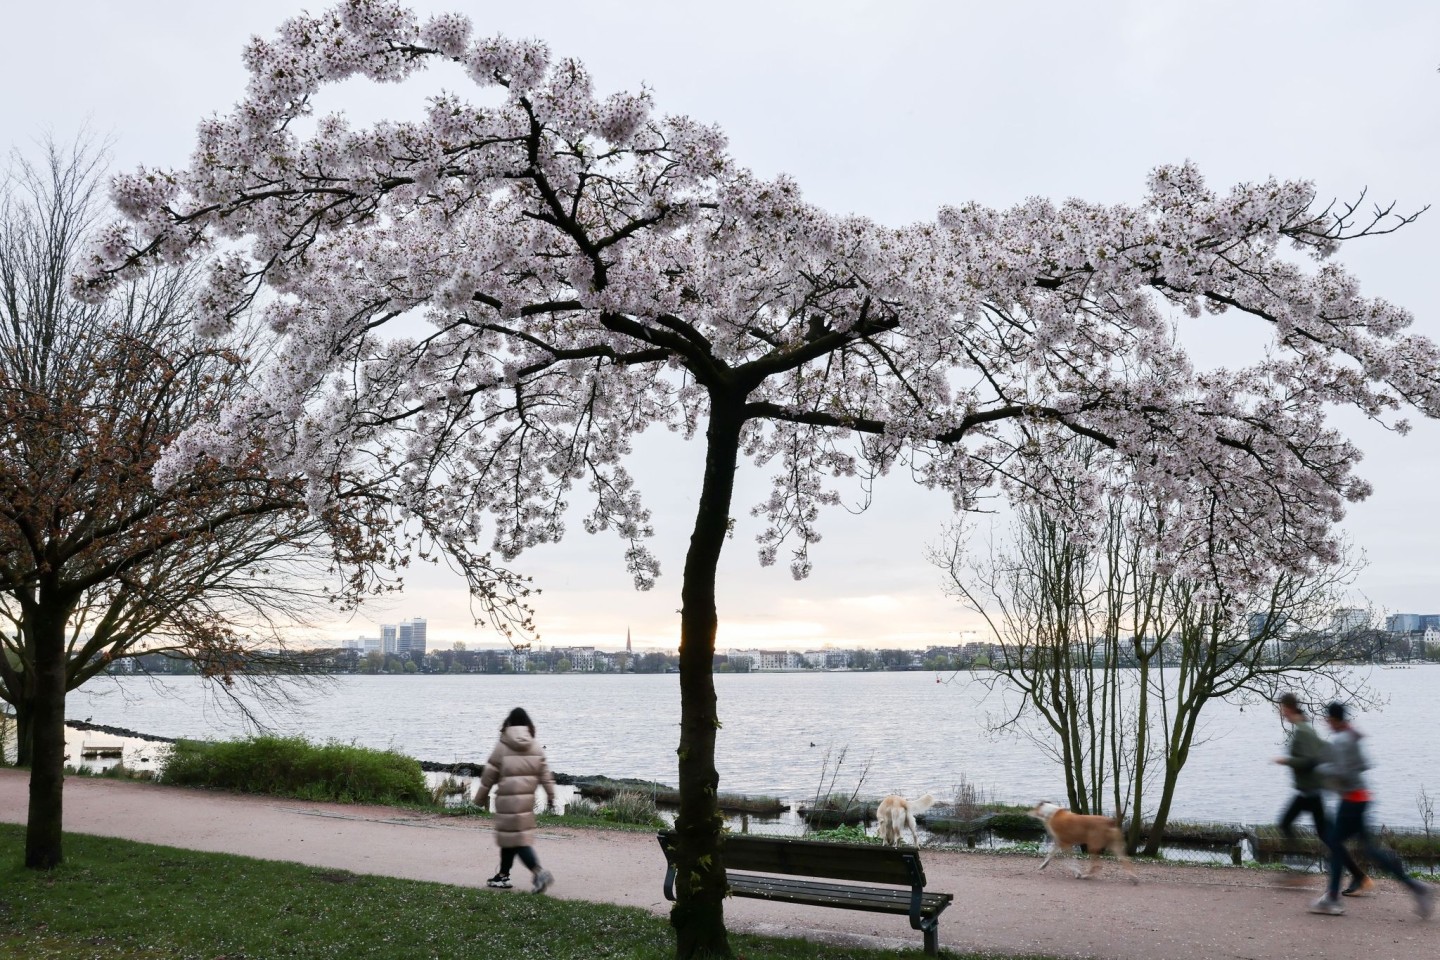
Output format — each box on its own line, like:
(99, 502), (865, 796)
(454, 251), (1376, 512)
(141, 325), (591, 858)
(397, 617), (427, 657)
(1330, 608), (1371, 634)
(1386, 613), (1440, 633)
(381, 623), (398, 654)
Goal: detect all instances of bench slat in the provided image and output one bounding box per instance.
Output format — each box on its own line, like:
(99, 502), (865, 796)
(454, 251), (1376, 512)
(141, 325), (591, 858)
(722, 834), (924, 885)
(729, 873), (953, 916)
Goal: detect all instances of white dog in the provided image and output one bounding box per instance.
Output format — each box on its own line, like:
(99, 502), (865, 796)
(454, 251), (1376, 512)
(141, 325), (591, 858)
(874, 793), (937, 847)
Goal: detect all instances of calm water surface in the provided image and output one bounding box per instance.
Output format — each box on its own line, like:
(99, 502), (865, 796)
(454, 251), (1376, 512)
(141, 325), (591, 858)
(64, 667), (1439, 828)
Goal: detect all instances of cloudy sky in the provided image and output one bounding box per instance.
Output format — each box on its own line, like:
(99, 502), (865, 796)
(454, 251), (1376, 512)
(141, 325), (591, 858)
(4, 1), (1437, 651)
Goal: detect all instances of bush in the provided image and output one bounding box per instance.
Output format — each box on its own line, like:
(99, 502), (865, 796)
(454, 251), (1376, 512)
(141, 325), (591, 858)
(564, 797), (601, 818)
(158, 735), (429, 806)
(598, 791), (665, 827)
(808, 824), (880, 844)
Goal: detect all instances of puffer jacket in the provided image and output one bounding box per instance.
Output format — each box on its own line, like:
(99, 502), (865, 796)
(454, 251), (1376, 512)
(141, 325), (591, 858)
(477, 725), (556, 848)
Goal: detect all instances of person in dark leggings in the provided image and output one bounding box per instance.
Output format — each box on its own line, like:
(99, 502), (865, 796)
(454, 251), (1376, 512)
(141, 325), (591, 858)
(476, 707), (556, 893)
(1309, 702), (1433, 918)
(1272, 693), (1367, 891)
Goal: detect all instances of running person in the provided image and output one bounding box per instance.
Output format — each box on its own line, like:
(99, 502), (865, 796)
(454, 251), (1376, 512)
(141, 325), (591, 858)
(1272, 693), (1367, 892)
(1309, 702), (1433, 918)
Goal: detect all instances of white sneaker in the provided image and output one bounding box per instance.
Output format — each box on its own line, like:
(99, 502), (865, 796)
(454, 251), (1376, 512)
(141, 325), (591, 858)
(1309, 896), (1344, 916)
(532, 869), (554, 894)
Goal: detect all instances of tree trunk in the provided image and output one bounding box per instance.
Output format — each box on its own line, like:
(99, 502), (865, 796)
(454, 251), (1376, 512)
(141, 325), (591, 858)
(14, 703), (34, 768)
(26, 606), (69, 869)
(671, 399), (744, 960)
(1142, 760), (1183, 857)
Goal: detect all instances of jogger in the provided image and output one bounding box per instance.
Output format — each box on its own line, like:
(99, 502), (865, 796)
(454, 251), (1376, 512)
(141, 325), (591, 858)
(1309, 702), (1433, 919)
(1272, 693), (1367, 891)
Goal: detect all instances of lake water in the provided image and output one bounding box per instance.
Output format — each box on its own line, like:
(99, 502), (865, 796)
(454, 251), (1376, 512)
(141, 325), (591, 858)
(59, 666), (1440, 829)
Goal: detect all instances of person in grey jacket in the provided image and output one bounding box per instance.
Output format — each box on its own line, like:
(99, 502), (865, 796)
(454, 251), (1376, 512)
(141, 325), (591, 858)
(1309, 702), (1433, 919)
(1272, 693), (1367, 891)
(476, 707), (557, 893)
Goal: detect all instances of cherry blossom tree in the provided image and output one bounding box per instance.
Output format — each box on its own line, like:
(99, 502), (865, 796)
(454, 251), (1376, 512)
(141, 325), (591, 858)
(81, 2), (1440, 954)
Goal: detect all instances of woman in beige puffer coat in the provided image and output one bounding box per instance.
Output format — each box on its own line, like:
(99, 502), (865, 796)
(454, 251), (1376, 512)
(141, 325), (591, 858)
(477, 707), (557, 893)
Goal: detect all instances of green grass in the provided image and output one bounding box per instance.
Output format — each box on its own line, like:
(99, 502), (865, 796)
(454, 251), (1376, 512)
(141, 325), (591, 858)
(157, 735), (430, 805)
(807, 824), (881, 844)
(0, 825), (1006, 959)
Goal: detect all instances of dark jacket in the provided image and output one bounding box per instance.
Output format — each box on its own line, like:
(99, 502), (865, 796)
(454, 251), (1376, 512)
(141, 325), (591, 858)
(1281, 720), (1328, 793)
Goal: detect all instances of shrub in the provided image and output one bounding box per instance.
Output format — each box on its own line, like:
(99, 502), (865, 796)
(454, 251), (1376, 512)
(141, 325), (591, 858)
(598, 791), (665, 827)
(564, 797), (601, 819)
(807, 824), (880, 844)
(158, 735), (429, 806)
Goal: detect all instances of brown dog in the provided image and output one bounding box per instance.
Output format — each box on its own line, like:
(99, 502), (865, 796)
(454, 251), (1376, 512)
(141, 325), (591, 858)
(1029, 801), (1138, 882)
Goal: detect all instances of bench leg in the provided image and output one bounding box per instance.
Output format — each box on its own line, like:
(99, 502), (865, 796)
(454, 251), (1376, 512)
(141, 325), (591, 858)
(923, 921), (939, 956)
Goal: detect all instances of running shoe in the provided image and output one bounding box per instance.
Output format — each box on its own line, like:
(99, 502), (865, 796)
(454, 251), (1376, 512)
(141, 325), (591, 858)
(532, 869), (554, 894)
(486, 873), (512, 889)
(1309, 896), (1344, 916)
(1341, 876), (1374, 897)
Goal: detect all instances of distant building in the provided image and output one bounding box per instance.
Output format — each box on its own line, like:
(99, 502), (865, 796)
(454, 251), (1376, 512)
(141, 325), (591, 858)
(804, 649), (848, 670)
(1386, 613), (1440, 633)
(727, 649), (760, 671)
(381, 623), (398, 654)
(397, 618), (427, 657)
(556, 646), (596, 671)
(1330, 608), (1371, 635)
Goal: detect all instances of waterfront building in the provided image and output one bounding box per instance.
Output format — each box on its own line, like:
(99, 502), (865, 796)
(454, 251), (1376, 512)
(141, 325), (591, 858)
(555, 646), (596, 671)
(803, 649), (848, 670)
(1331, 608), (1371, 634)
(726, 649), (760, 671)
(380, 623), (398, 654)
(1386, 613), (1440, 633)
(396, 618), (427, 657)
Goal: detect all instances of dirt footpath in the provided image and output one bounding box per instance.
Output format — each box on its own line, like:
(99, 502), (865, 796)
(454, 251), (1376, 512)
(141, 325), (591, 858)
(2, 769), (1433, 959)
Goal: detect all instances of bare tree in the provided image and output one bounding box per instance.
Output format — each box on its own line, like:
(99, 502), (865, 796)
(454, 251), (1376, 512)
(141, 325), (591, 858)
(944, 442), (1372, 854)
(0, 138), (438, 869)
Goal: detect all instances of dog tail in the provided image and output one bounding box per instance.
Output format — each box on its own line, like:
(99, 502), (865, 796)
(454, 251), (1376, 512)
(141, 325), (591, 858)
(911, 793), (938, 815)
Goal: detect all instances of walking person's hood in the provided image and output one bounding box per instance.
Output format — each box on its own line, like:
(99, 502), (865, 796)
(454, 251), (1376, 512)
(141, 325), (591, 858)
(500, 725), (536, 751)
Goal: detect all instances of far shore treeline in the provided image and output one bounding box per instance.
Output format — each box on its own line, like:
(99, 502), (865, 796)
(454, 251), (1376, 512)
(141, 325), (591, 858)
(108, 628), (1440, 679)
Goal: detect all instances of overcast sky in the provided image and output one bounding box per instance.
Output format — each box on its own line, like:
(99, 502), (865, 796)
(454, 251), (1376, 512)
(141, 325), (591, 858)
(4, 1), (1437, 650)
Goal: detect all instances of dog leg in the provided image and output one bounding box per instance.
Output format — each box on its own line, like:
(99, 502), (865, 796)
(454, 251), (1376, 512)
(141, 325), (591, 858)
(1112, 842), (1139, 884)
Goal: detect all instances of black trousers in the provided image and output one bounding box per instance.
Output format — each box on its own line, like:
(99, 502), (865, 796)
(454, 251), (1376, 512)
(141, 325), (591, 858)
(1279, 791), (1363, 880)
(1326, 799), (1420, 899)
(499, 845), (540, 874)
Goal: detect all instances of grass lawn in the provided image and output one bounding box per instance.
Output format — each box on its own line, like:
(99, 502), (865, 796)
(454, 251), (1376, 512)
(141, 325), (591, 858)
(0, 825), (1000, 960)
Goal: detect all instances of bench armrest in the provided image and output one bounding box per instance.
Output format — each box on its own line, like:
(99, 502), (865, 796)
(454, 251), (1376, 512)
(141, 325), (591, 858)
(658, 832), (678, 901)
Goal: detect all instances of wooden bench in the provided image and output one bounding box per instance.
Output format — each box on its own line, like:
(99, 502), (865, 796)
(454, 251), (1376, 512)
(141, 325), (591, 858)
(80, 741), (124, 758)
(658, 831), (954, 955)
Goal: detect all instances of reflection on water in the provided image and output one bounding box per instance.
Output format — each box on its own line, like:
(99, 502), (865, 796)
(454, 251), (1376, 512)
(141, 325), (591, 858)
(62, 667), (1439, 829)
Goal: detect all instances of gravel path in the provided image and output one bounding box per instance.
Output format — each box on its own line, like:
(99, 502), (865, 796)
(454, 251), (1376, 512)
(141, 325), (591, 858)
(3, 770), (1433, 958)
